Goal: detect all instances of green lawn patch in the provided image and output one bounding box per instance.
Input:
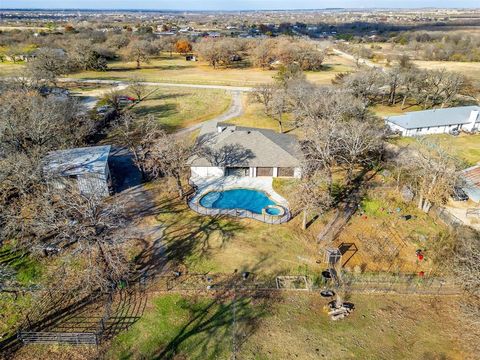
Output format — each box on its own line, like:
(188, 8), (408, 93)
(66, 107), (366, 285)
(107, 294), (261, 360)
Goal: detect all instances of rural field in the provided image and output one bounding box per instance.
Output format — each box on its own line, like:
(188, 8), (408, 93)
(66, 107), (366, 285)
(0, 53), (355, 86)
(13, 293), (474, 360)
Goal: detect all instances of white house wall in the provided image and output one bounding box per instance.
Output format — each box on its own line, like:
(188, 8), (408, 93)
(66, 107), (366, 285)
(294, 167), (302, 179)
(386, 121), (469, 137)
(191, 166), (224, 178)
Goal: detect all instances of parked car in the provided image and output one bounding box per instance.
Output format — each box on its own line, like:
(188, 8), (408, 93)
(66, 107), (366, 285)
(452, 187), (469, 201)
(96, 105), (113, 114)
(118, 95), (136, 107)
(449, 129), (460, 136)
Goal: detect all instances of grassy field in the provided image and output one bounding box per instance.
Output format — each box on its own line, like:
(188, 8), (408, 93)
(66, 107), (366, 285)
(413, 60), (480, 85)
(228, 95), (290, 132)
(0, 54), (354, 86)
(395, 133), (480, 166)
(96, 292), (473, 360)
(131, 87), (231, 132)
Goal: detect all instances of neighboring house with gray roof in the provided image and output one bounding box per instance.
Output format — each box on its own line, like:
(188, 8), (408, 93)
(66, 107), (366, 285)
(43, 145), (112, 197)
(385, 106), (480, 137)
(189, 122), (303, 179)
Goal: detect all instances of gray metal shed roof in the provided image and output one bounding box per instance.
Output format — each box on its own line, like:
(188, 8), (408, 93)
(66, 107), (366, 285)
(385, 106), (480, 130)
(190, 124), (302, 168)
(43, 145), (111, 176)
(462, 164), (480, 203)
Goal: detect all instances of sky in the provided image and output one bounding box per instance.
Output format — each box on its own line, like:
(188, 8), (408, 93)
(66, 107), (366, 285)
(2, 0), (479, 10)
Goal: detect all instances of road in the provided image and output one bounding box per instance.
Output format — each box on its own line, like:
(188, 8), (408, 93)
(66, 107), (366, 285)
(61, 78), (253, 92)
(331, 48), (384, 71)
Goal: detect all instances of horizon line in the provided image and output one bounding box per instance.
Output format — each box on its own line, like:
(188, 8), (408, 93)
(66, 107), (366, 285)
(1, 7), (479, 11)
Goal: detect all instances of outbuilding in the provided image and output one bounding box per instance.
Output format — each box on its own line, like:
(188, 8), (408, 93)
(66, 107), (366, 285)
(43, 145), (112, 197)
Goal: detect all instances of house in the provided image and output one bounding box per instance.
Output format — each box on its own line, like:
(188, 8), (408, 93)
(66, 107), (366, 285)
(185, 54), (197, 61)
(385, 106), (480, 136)
(462, 164), (480, 203)
(189, 122), (303, 180)
(43, 145), (112, 197)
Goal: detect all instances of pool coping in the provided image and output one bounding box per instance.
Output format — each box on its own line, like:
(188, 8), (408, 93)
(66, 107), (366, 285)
(188, 176), (291, 224)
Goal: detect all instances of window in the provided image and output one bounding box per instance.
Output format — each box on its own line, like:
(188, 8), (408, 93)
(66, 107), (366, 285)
(256, 167), (273, 176)
(278, 167), (295, 177)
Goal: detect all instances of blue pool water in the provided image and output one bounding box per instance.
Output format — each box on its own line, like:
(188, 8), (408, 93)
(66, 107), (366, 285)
(266, 207), (281, 215)
(199, 188), (277, 214)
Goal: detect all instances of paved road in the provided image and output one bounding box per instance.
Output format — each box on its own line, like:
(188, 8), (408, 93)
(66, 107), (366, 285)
(60, 78), (253, 92)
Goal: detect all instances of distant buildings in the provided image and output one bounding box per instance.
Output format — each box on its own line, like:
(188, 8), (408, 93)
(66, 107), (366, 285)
(385, 106), (480, 136)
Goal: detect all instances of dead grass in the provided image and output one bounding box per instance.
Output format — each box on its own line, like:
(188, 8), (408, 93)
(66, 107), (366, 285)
(130, 87), (231, 132)
(241, 293), (474, 360)
(60, 54), (354, 86)
(394, 133), (480, 166)
(414, 60), (480, 85)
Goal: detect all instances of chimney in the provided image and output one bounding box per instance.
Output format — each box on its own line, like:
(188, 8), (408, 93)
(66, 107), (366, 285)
(465, 110), (479, 132)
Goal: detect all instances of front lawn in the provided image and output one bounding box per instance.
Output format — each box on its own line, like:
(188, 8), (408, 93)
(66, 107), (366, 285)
(131, 87), (231, 132)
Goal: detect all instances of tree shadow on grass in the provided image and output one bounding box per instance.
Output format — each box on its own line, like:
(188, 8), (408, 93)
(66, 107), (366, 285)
(132, 195), (244, 279)
(151, 262), (280, 360)
(133, 103), (177, 119)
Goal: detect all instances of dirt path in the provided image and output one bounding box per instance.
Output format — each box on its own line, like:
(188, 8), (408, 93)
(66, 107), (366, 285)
(332, 48), (384, 71)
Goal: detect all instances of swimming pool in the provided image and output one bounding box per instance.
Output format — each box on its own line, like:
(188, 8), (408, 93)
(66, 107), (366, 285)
(199, 188), (279, 214)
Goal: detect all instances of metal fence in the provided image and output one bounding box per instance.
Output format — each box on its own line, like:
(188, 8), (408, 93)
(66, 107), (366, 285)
(145, 272), (459, 296)
(188, 200), (291, 224)
(17, 331), (98, 345)
(433, 206), (464, 228)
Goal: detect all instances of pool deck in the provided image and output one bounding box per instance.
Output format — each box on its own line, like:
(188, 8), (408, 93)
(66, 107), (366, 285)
(189, 176), (289, 207)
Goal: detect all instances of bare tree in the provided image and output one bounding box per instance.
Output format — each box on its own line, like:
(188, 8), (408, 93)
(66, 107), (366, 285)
(399, 138), (460, 213)
(114, 112), (164, 180)
(128, 78), (149, 101)
(125, 39), (155, 69)
(27, 47), (72, 86)
(0, 91), (91, 156)
(143, 130), (194, 198)
(292, 170), (332, 230)
(196, 38), (241, 69)
(28, 186), (132, 291)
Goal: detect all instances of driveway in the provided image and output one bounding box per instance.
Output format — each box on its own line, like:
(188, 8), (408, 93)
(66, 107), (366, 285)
(176, 90), (244, 136)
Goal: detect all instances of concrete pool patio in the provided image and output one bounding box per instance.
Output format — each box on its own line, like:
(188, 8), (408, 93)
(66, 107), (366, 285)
(188, 176), (291, 224)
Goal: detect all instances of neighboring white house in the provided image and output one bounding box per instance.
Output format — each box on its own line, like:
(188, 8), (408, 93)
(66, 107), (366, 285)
(43, 145), (112, 197)
(189, 122), (303, 181)
(385, 106), (480, 136)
